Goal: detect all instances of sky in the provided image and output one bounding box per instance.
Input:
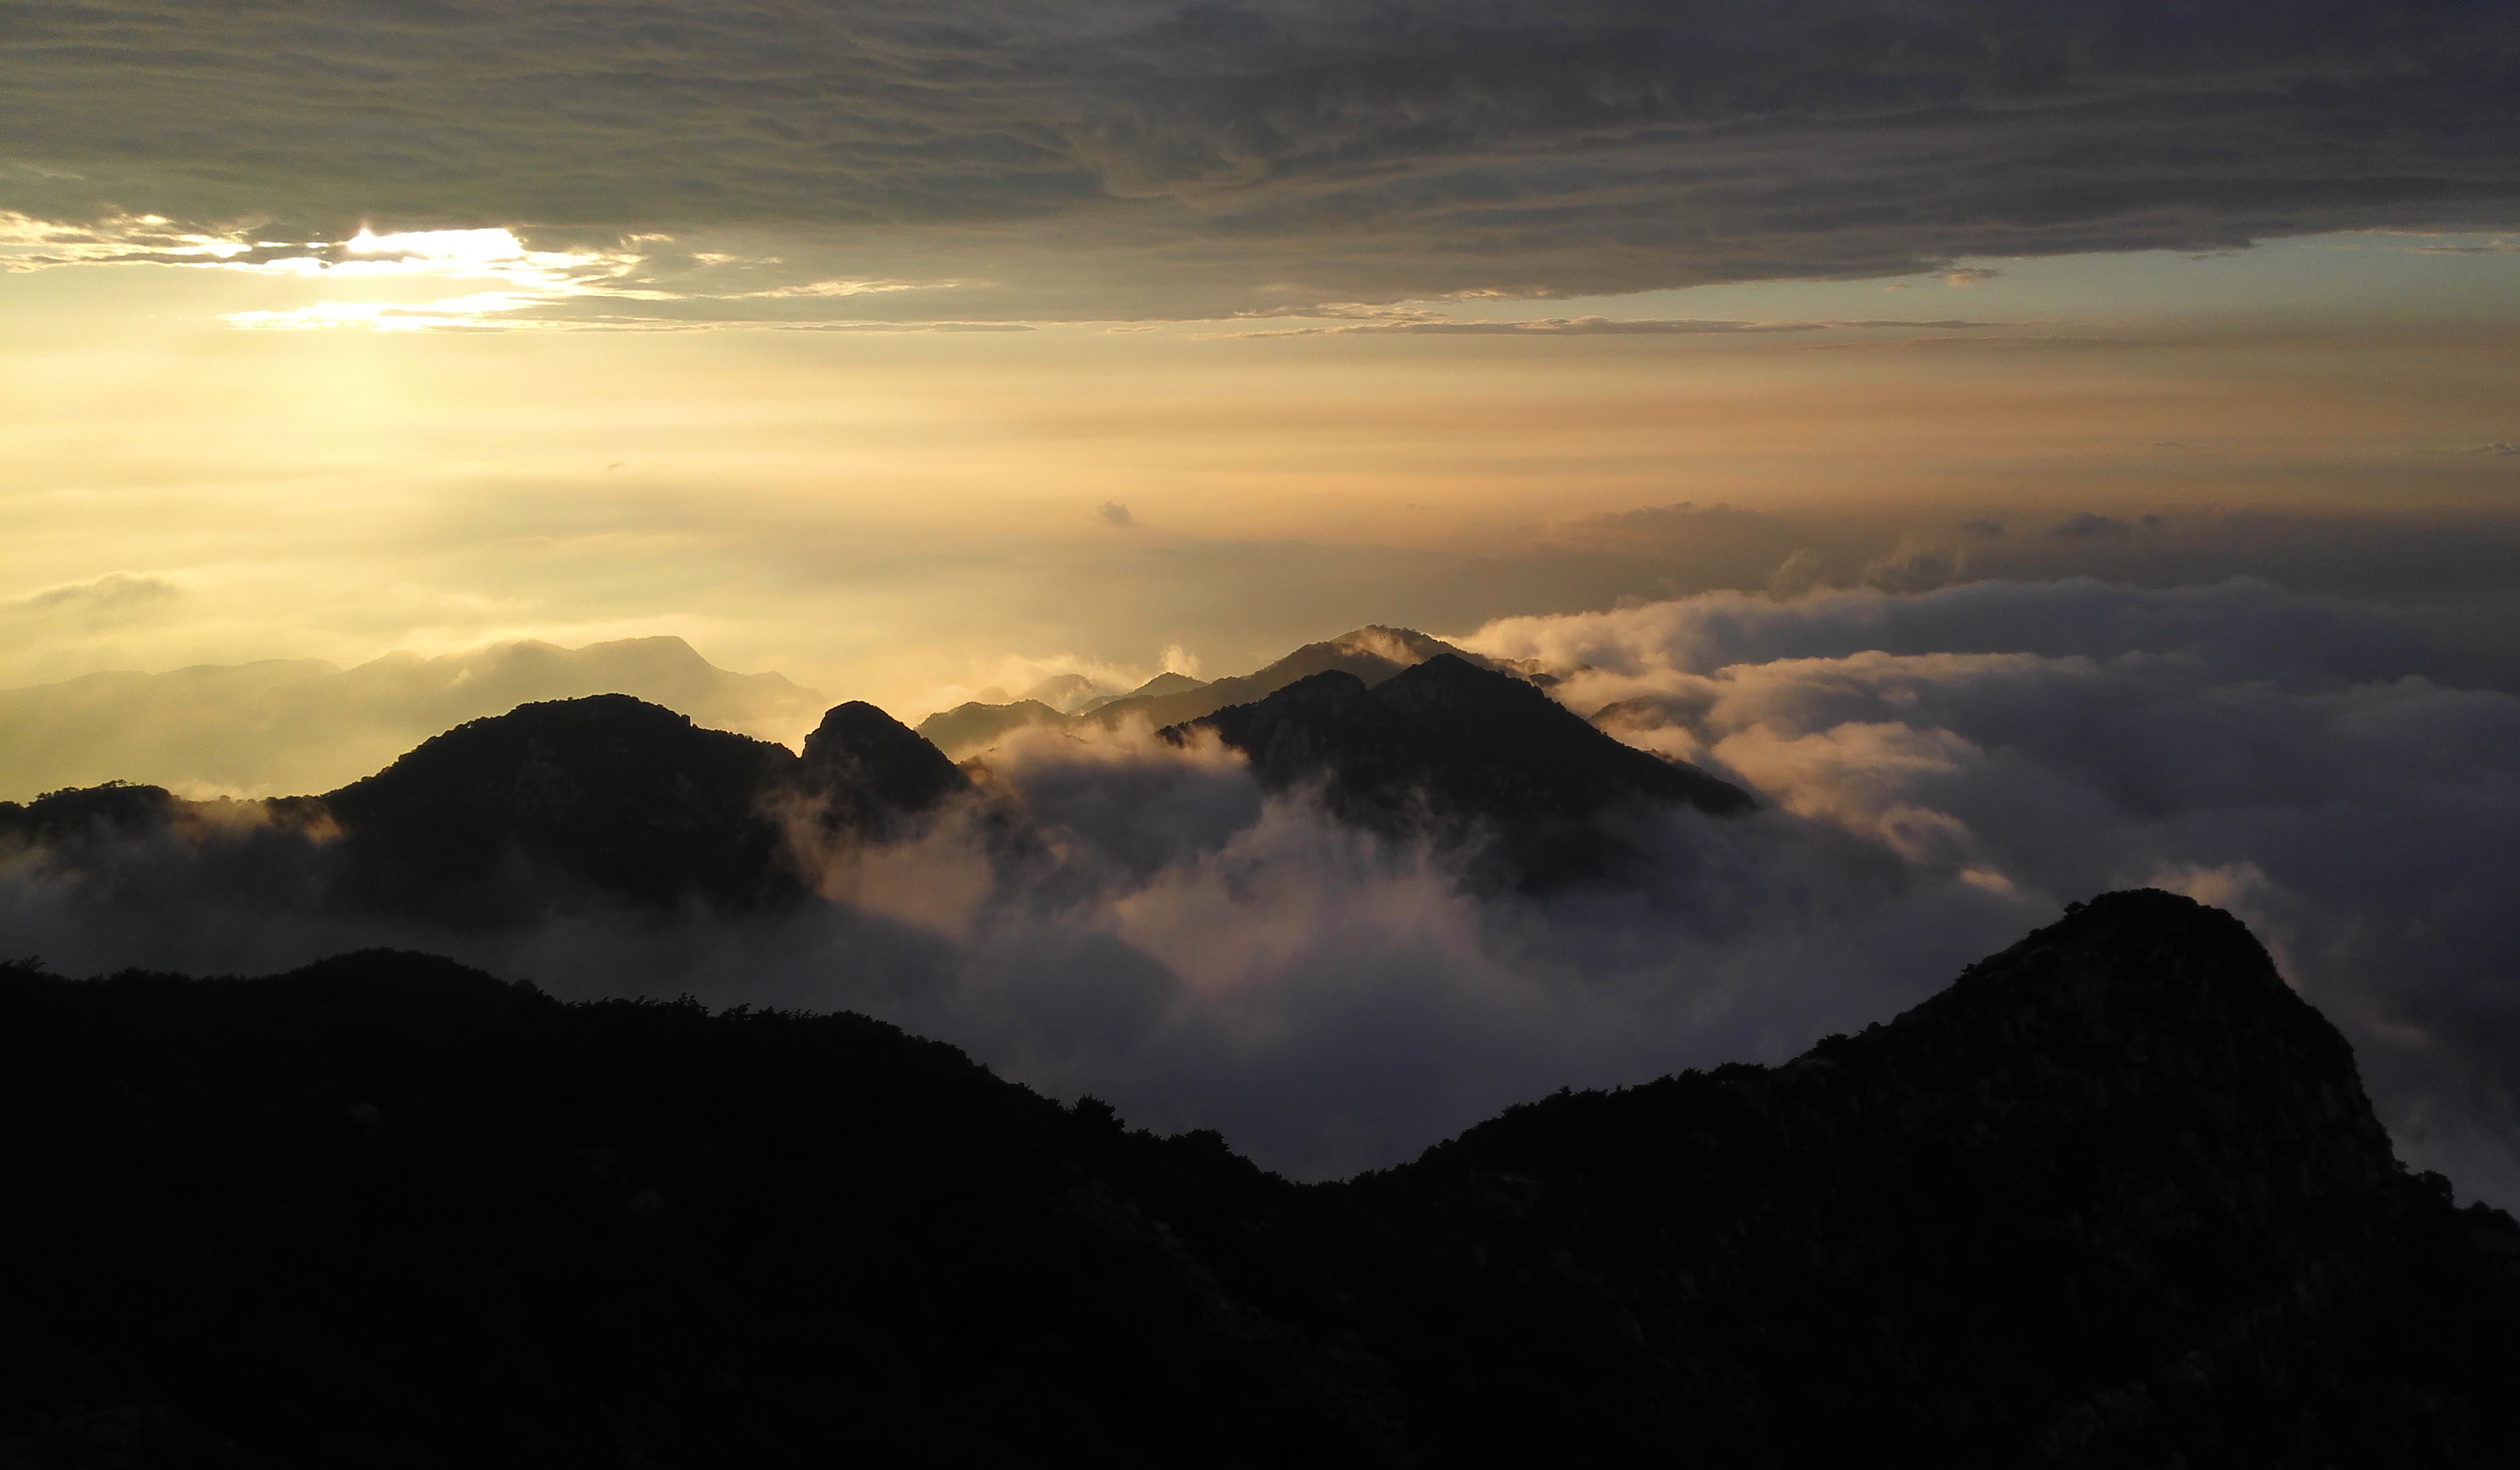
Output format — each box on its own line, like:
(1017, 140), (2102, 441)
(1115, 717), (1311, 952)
(5, 1), (2520, 1194)
(5, 0), (2517, 717)
(7, 234), (2517, 716)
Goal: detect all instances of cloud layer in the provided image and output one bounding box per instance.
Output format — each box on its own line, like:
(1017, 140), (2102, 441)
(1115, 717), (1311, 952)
(6, 0), (2517, 316)
(1465, 581), (2520, 1205)
(7, 577), (2515, 1211)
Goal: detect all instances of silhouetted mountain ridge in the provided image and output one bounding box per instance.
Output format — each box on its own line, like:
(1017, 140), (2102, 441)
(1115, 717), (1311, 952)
(3, 892), (2513, 1467)
(1358, 892), (2466, 1462)
(0, 692), (973, 928)
(914, 625), (1513, 757)
(319, 694), (805, 921)
(1, 627), (1744, 918)
(1180, 654), (1752, 886)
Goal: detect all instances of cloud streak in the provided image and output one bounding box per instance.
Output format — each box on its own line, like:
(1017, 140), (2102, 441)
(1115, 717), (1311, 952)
(3, 0), (2514, 318)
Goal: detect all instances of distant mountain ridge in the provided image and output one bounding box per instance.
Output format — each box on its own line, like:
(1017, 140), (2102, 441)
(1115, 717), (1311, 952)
(1178, 654), (1751, 886)
(915, 625), (1511, 759)
(4, 892), (2513, 1466)
(0, 636), (826, 802)
(1, 626), (1742, 918)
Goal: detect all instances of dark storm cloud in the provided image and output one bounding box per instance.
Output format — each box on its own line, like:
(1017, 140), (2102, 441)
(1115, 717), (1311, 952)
(6, 0), (2517, 314)
(1517, 502), (2520, 692)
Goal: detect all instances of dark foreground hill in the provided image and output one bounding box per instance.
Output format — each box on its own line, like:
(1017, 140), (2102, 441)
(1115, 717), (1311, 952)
(3, 890), (2515, 1468)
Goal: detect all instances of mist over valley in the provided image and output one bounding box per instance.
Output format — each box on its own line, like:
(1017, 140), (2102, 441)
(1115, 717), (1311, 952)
(10, 586), (2516, 1211)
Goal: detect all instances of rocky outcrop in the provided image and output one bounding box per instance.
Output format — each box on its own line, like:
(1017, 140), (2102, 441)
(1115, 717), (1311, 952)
(793, 700), (972, 838)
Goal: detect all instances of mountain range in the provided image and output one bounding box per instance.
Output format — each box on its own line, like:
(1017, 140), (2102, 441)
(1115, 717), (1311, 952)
(5, 891), (2513, 1467)
(0, 628), (1750, 917)
(6, 629), (2515, 1463)
(914, 626), (1511, 759)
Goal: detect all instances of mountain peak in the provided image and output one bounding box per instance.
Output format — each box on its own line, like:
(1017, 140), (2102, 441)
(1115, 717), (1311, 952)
(1075, 669), (1205, 714)
(1184, 653), (1751, 887)
(1370, 650), (1552, 720)
(1806, 888), (2401, 1202)
(1385, 890), (2510, 1462)
(319, 694), (804, 919)
(323, 693), (777, 805)
(794, 700), (971, 832)
(915, 626), (1480, 757)
(1323, 624), (1463, 666)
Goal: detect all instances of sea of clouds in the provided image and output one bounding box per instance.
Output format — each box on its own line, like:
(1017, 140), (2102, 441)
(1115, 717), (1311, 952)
(5, 576), (2515, 1207)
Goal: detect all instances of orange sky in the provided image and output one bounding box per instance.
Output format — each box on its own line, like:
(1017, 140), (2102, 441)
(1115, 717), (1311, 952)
(4, 232), (2515, 720)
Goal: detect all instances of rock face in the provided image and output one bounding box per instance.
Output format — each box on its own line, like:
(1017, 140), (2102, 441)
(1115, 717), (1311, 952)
(1182, 653), (1752, 886)
(5, 892), (2513, 1467)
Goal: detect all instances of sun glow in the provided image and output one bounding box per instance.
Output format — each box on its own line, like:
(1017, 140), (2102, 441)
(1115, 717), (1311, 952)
(342, 226), (521, 260)
(330, 226), (620, 283)
(218, 226), (652, 329)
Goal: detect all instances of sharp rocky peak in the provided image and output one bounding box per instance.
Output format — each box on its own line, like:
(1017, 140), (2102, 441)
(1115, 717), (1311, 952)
(793, 699), (972, 833)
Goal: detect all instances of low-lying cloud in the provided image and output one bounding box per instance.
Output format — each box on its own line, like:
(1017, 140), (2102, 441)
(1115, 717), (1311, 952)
(1465, 581), (2520, 1205)
(7, 573), (182, 626)
(6, 577), (2513, 1209)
